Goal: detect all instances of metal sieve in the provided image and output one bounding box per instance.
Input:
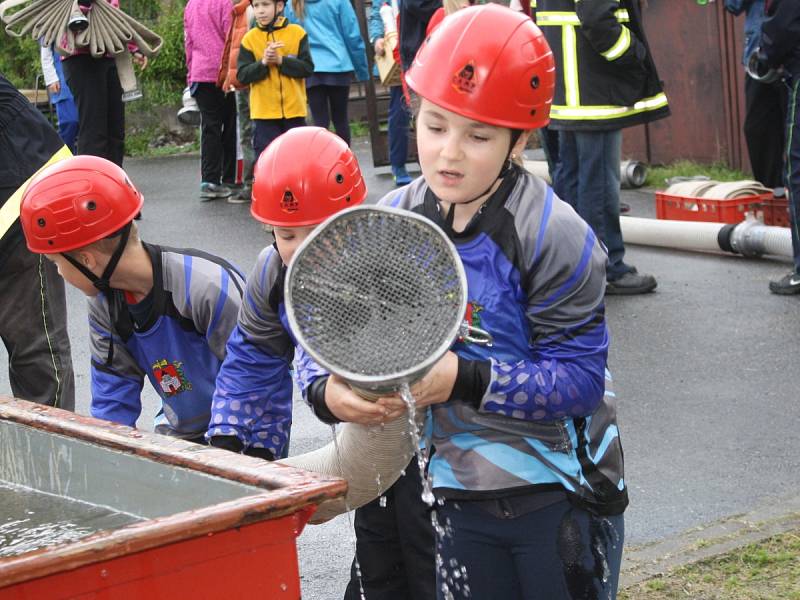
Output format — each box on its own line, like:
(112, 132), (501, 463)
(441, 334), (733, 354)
(285, 205), (468, 397)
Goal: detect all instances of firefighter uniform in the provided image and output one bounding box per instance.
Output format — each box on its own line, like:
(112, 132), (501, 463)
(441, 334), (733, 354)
(534, 0), (669, 291)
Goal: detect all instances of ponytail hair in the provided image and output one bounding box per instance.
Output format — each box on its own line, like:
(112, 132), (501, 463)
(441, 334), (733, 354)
(292, 0), (305, 21)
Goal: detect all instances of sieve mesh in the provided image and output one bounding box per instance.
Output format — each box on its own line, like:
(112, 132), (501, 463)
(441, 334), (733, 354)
(286, 206), (466, 389)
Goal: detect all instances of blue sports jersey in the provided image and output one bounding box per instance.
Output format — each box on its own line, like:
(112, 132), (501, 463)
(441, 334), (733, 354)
(88, 243), (245, 438)
(381, 167), (627, 515)
(207, 245), (327, 459)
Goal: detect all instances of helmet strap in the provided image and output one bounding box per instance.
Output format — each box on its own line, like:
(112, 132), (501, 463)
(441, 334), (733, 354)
(61, 222), (132, 293)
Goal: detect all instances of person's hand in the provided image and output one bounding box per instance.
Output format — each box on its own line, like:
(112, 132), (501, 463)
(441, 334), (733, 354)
(374, 37), (386, 57)
(405, 351), (459, 409)
(325, 374), (407, 425)
(47, 81), (61, 95)
(132, 51), (148, 70)
(264, 42), (285, 66)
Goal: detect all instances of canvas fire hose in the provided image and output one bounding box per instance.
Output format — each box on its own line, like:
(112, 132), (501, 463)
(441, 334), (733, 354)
(278, 206), (492, 521)
(0, 0), (162, 102)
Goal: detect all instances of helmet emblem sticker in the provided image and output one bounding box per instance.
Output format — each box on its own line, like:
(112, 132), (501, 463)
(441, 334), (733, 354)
(281, 189), (299, 213)
(452, 61), (478, 94)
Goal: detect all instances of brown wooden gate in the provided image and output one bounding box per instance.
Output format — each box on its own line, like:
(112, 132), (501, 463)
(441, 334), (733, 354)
(623, 1), (749, 171)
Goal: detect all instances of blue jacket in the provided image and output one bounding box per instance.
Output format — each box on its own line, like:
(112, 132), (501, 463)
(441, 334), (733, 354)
(380, 167), (627, 515)
(284, 0), (369, 81)
(724, 0), (767, 65)
(88, 244), (245, 438)
(207, 245), (327, 459)
(369, 0), (389, 43)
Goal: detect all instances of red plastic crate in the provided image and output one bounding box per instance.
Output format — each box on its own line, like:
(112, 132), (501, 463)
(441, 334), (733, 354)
(655, 191), (772, 224)
(761, 195), (791, 227)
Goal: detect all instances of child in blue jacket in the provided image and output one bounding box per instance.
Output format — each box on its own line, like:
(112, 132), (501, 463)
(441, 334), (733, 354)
(205, 126), (406, 460)
(284, 0), (369, 146)
(375, 6), (627, 598)
(20, 156), (245, 442)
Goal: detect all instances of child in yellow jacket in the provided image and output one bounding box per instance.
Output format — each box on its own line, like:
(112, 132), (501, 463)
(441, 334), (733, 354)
(238, 0), (314, 158)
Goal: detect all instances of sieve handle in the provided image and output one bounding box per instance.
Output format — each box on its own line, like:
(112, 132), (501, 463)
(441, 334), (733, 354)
(459, 322), (493, 347)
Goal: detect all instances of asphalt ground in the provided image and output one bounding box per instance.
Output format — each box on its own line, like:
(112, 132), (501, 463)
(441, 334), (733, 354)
(1, 141), (798, 598)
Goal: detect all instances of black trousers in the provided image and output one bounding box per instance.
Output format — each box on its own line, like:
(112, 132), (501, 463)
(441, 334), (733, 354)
(193, 82), (237, 185)
(308, 84), (351, 146)
(744, 74), (787, 189)
(343, 459), (436, 600)
(253, 117), (306, 160)
(0, 243), (75, 411)
(62, 54), (125, 166)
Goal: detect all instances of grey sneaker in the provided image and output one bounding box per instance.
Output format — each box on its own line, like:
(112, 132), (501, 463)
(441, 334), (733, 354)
(769, 271), (800, 295)
(227, 186), (251, 204)
(606, 271), (657, 295)
(200, 182), (232, 200)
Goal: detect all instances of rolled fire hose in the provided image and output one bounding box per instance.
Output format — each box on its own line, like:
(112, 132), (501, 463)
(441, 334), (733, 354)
(524, 159), (647, 189)
(279, 206), (469, 523)
(664, 179), (772, 199)
(0, 0), (162, 101)
(621, 215), (793, 259)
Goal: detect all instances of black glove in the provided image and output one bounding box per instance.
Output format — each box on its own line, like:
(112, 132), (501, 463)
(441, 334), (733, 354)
(208, 435), (245, 453)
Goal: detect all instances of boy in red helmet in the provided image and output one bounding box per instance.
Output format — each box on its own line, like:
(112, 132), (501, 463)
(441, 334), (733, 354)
(208, 126), (435, 599)
(374, 5), (627, 598)
(206, 126), (406, 457)
(20, 156), (245, 442)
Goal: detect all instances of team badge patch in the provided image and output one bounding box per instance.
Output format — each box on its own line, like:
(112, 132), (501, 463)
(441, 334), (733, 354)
(452, 61), (478, 94)
(152, 359), (192, 396)
(458, 300), (485, 344)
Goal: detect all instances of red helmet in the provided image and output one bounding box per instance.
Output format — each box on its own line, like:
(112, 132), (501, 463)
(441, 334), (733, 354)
(406, 4), (555, 130)
(251, 127), (367, 227)
(21, 155), (143, 254)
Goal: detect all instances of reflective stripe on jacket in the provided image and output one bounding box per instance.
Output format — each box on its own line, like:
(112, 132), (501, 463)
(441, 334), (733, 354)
(535, 0), (669, 130)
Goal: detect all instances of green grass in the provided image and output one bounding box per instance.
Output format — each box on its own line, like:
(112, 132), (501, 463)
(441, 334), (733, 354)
(349, 120), (370, 139)
(645, 160), (750, 188)
(125, 124), (198, 158)
(620, 530), (800, 600)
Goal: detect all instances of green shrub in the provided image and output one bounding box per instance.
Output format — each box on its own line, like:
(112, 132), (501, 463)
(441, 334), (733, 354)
(0, 35), (44, 89)
(0, 0), (187, 104)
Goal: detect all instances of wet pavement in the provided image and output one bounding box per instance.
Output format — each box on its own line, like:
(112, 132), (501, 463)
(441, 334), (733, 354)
(1, 140), (798, 597)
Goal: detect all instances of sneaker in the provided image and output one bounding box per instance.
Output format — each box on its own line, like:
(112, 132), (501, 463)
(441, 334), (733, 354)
(227, 187), (251, 204)
(620, 202), (631, 214)
(769, 271), (800, 295)
(392, 165), (412, 186)
(606, 270), (657, 295)
(200, 182), (232, 200)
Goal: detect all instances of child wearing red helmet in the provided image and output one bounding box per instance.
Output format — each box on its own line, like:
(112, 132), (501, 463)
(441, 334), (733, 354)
(20, 156), (246, 442)
(375, 5), (627, 598)
(206, 126), (407, 459)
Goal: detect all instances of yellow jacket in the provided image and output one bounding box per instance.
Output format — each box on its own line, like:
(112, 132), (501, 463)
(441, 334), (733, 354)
(238, 17), (314, 120)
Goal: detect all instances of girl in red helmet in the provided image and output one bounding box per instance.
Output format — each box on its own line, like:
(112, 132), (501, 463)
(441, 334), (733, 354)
(375, 5), (627, 598)
(206, 127), (407, 459)
(19, 155), (246, 443)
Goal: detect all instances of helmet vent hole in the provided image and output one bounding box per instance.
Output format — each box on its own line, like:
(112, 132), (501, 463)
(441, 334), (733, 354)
(335, 174), (344, 184)
(47, 240), (53, 245)
(37, 218), (46, 228)
(530, 109), (537, 116)
(87, 201), (97, 211)
(346, 195), (351, 202)
(531, 76), (540, 89)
